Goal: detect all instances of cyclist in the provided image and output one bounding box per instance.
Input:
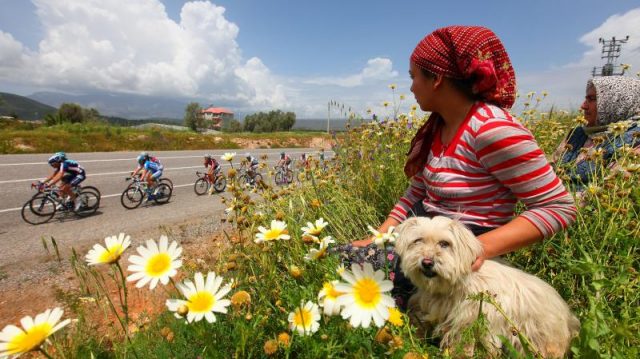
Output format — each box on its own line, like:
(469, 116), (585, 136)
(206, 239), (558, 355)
(204, 154), (221, 182)
(137, 153), (164, 200)
(245, 153), (259, 182)
(299, 153), (311, 170)
(277, 151), (292, 172)
(131, 152), (159, 178)
(41, 152), (86, 210)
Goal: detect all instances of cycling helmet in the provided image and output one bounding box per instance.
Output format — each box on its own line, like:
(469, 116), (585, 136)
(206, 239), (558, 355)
(280, 152), (285, 158)
(245, 153), (251, 160)
(136, 154), (146, 165)
(204, 154), (212, 160)
(47, 152), (66, 166)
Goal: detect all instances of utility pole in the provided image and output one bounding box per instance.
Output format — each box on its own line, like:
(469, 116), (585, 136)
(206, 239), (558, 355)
(592, 36), (629, 77)
(327, 101), (331, 134)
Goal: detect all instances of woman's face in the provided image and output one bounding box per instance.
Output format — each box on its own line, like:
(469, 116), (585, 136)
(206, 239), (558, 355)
(581, 85), (597, 126)
(409, 61), (435, 111)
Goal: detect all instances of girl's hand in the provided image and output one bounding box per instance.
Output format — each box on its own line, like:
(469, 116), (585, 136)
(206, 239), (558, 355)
(471, 255), (485, 271)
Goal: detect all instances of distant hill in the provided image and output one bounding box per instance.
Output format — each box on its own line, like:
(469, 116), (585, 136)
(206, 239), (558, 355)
(29, 91), (199, 119)
(0, 92), (57, 120)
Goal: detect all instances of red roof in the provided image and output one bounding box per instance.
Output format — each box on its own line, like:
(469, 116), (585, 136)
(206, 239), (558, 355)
(202, 107), (233, 114)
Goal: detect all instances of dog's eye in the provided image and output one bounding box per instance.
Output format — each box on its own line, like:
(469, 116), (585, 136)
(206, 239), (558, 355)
(438, 241), (450, 249)
(411, 238), (422, 245)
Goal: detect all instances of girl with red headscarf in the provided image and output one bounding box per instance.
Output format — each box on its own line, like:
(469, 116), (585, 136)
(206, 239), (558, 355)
(343, 26), (576, 307)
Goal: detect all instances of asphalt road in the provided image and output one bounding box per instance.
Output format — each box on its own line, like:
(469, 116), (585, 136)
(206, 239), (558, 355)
(0, 148), (323, 270)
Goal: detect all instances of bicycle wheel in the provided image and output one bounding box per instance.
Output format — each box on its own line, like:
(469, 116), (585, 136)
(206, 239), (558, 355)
(74, 190), (100, 217)
(253, 174), (264, 188)
(213, 175), (227, 193)
(79, 186), (101, 208)
(285, 170), (293, 184)
(274, 172), (284, 185)
(160, 178), (174, 189)
(194, 178), (209, 195)
(121, 187), (143, 209)
(153, 183), (172, 204)
(80, 185), (102, 197)
(22, 194), (56, 224)
(239, 174), (250, 187)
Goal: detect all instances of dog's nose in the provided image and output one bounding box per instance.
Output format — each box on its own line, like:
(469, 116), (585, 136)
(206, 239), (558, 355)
(422, 258), (434, 270)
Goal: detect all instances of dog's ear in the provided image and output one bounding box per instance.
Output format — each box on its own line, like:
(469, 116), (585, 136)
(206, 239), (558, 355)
(448, 220), (484, 264)
(394, 217), (421, 256)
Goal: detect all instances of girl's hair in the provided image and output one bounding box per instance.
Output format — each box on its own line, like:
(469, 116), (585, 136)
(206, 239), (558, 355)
(420, 68), (480, 102)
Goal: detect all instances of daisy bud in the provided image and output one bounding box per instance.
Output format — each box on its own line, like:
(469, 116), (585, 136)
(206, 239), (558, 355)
(177, 304), (189, 317)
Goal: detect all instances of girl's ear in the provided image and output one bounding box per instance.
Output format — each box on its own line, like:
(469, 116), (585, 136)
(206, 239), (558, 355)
(433, 73), (445, 89)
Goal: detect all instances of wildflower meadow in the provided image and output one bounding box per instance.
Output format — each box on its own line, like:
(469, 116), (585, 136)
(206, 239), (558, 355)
(1, 90), (639, 358)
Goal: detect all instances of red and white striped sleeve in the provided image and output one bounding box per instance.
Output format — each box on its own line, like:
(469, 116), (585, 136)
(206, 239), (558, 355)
(389, 172), (427, 222)
(474, 117), (577, 237)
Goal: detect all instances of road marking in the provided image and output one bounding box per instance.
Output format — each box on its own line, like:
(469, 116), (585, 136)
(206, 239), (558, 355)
(1, 183), (198, 213)
(0, 150), (331, 167)
(0, 155), (332, 185)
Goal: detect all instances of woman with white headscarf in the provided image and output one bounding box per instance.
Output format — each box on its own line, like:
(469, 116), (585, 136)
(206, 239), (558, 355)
(554, 76), (640, 186)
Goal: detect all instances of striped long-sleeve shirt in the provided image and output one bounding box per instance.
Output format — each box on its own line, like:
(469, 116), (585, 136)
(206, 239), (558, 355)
(390, 102), (576, 237)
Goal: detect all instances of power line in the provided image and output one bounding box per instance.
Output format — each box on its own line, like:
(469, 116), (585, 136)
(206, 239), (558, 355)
(591, 36), (630, 77)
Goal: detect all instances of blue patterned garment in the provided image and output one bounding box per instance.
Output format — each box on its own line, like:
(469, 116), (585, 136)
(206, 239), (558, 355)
(558, 76), (640, 186)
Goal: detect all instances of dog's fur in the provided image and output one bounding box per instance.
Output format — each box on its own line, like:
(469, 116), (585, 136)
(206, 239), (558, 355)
(395, 216), (580, 357)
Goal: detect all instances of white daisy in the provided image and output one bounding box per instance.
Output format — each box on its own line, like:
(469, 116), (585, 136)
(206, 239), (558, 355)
(301, 218), (328, 237)
(0, 308), (71, 357)
(304, 236), (335, 261)
(335, 263), (394, 328)
(254, 220), (290, 243)
(85, 232), (131, 265)
(318, 280), (344, 316)
(221, 152), (236, 162)
(288, 301), (320, 336)
(127, 235), (182, 290)
(166, 272), (232, 323)
(367, 225), (398, 247)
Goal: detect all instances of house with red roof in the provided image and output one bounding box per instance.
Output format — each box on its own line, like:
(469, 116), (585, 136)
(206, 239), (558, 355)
(201, 106), (234, 130)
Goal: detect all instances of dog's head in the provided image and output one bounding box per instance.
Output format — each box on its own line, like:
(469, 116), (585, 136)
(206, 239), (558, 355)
(395, 216), (483, 292)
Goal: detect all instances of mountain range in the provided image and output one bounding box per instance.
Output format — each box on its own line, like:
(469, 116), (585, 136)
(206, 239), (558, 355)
(0, 90), (358, 130)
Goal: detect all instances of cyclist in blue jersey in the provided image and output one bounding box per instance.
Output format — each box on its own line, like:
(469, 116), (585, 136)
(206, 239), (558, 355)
(41, 152), (86, 210)
(131, 152), (159, 178)
(137, 154), (163, 200)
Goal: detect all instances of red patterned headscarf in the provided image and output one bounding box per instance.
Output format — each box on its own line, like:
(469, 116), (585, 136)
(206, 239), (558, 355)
(404, 25), (516, 178)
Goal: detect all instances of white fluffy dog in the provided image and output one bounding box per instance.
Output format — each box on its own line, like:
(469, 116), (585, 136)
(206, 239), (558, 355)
(395, 216), (580, 357)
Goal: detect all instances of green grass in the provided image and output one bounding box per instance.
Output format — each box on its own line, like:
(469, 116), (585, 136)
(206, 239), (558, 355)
(14, 104), (640, 358)
(0, 120), (332, 154)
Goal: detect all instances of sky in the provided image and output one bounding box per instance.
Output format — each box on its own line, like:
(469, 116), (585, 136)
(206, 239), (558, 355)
(0, 0), (639, 119)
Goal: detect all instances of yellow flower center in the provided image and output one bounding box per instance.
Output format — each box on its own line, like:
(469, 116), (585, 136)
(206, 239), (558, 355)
(7, 323), (52, 354)
(98, 244), (123, 263)
(353, 278), (381, 309)
(388, 307), (404, 327)
(187, 291), (215, 313)
(323, 283), (343, 300)
(293, 308), (313, 329)
(145, 253), (171, 277)
(264, 228), (284, 241)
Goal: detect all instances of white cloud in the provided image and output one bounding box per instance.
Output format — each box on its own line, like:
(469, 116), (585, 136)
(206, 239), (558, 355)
(0, 0), (288, 109)
(303, 58), (398, 87)
(517, 7), (640, 111)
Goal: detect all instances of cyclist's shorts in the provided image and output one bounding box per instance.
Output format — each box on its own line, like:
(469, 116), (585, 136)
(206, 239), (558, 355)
(62, 171), (86, 186)
(151, 170), (163, 180)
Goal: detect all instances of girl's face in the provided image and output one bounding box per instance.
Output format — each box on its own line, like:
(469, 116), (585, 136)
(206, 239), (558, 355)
(409, 61), (436, 112)
(581, 85), (597, 126)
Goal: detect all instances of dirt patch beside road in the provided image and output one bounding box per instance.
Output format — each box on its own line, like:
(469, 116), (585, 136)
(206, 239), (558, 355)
(0, 213), (232, 325)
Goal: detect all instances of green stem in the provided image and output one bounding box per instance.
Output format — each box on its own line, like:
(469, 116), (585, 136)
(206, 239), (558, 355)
(115, 262), (130, 328)
(38, 347), (54, 359)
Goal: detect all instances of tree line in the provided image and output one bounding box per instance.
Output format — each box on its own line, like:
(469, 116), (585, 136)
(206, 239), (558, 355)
(183, 102), (295, 133)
